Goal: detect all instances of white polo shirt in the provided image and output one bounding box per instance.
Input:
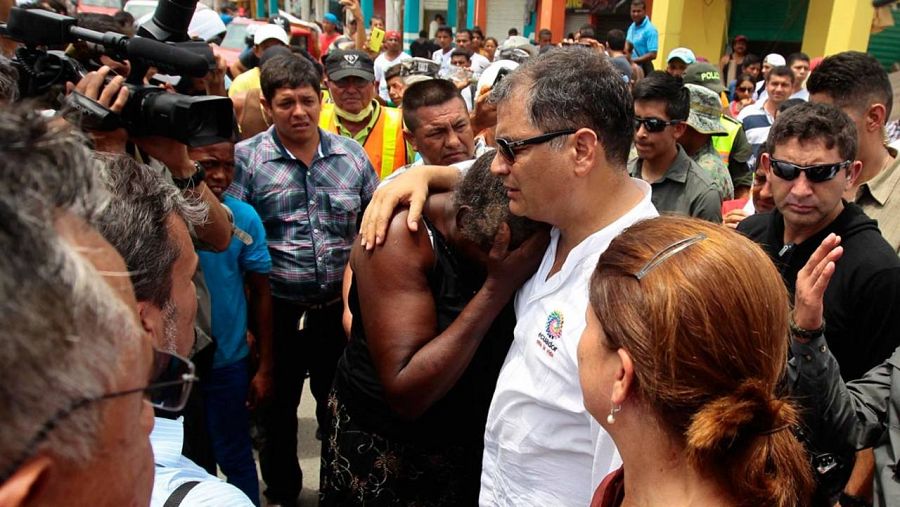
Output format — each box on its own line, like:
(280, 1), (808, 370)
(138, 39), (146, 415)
(479, 179), (657, 506)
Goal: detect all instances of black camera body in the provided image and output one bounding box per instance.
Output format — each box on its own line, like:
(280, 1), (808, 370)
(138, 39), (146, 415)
(1, 7), (234, 146)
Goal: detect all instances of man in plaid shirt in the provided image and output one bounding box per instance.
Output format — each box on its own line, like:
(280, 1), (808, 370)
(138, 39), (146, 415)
(228, 53), (378, 507)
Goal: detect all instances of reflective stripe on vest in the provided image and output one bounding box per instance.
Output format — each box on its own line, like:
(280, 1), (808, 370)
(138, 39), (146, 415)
(319, 102), (407, 178)
(379, 107), (403, 179)
(711, 115), (742, 164)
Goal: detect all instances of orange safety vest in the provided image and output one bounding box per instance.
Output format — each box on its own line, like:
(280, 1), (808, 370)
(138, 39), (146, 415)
(319, 102), (410, 179)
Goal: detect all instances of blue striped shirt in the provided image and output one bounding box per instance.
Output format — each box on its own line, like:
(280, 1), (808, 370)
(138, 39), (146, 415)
(228, 127), (378, 303)
(737, 101), (775, 171)
(150, 417), (254, 506)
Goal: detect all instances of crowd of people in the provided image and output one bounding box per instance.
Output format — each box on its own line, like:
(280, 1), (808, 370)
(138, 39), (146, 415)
(2, 0), (900, 506)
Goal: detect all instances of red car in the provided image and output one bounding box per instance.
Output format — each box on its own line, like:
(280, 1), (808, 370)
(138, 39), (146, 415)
(216, 17), (318, 69)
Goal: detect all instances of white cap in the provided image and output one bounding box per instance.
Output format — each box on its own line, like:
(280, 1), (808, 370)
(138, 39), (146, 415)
(188, 8), (226, 42)
(476, 60), (519, 93)
(764, 53), (786, 66)
(254, 24), (289, 46)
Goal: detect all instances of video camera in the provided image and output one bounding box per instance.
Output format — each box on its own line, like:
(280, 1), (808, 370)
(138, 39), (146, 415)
(0, 4), (233, 146)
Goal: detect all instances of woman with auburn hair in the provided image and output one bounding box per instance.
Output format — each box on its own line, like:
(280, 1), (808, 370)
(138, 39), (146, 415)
(578, 215), (814, 507)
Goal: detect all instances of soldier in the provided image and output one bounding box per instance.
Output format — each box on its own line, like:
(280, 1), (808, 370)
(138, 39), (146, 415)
(681, 83), (734, 200)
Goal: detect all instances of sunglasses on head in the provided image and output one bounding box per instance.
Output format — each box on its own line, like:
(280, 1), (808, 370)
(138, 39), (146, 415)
(495, 129), (577, 163)
(769, 157), (851, 183)
(634, 117), (681, 133)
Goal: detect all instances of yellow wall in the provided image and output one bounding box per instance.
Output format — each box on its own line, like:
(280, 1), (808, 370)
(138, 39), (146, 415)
(801, 0), (874, 57)
(652, 0), (729, 71)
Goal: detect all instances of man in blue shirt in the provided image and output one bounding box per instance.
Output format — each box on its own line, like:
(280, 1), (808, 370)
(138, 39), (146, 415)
(626, 0), (659, 77)
(191, 140), (274, 506)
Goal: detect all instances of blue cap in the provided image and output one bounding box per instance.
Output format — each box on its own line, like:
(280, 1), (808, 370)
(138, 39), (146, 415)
(323, 12), (339, 24)
(667, 47), (696, 65)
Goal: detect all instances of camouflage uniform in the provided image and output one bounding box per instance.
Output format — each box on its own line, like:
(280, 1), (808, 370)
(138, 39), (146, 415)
(691, 140), (733, 200)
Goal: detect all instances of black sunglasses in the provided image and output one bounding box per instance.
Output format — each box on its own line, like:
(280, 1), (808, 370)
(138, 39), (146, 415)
(634, 117), (681, 133)
(769, 157), (851, 183)
(495, 129), (577, 163)
(737, 86), (754, 92)
(0, 349), (197, 483)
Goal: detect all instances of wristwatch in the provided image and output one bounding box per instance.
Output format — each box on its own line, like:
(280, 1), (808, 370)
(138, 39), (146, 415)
(789, 315), (825, 340)
(172, 161), (205, 190)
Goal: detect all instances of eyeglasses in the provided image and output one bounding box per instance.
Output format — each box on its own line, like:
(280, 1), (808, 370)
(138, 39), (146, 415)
(1, 349), (197, 483)
(495, 129), (577, 163)
(633, 233), (707, 280)
(634, 117), (682, 133)
(737, 86), (754, 92)
(769, 158), (850, 183)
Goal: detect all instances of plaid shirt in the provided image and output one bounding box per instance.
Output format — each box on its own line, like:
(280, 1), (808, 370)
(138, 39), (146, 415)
(228, 127), (378, 303)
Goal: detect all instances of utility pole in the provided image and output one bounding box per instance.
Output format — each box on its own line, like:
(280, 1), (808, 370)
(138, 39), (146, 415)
(456, 0), (466, 31)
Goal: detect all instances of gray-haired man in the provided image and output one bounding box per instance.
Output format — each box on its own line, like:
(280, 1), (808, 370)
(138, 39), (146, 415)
(0, 105), (156, 507)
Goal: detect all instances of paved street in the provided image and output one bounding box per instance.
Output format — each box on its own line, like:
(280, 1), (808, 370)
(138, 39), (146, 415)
(254, 382), (320, 506)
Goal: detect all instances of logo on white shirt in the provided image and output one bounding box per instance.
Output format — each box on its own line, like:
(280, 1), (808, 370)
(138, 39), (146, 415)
(536, 310), (564, 357)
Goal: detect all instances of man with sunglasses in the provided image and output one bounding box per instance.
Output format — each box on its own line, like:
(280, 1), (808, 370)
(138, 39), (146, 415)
(630, 71), (722, 223)
(320, 49), (411, 179)
(738, 105), (900, 503)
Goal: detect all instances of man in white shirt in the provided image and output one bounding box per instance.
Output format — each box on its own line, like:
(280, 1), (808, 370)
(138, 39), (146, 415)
(480, 46), (657, 507)
(454, 28), (491, 77)
(431, 25), (455, 75)
(357, 48), (658, 506)
(373, 30), (411, 103)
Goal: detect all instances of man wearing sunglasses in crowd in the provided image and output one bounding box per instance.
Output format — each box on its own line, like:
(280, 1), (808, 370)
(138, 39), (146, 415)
(629, 71), (722, 223)
(95, 154), (255, 506)
(737, 102), (900, 503)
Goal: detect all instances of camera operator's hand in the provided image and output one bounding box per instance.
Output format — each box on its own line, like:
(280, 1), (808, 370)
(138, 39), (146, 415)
(132, 136), (195, 179)
(68, 65), (130, 153)
(204, 50), (228, 97)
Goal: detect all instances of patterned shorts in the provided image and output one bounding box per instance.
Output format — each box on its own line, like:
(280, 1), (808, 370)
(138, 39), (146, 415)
(318, 389), (483, 506)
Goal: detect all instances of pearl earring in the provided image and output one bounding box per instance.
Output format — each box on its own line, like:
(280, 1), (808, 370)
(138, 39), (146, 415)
(606, 403), (622, 424)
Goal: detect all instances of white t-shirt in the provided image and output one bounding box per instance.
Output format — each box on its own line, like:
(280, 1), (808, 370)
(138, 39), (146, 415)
(479, 179), (658, 507)
(432, 47), (454, 75)
(374, 51), (411, 103)
(470, 52), (491, 78)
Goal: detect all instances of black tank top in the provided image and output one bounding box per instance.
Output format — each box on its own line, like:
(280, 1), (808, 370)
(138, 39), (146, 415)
(334, 217), (516, 448)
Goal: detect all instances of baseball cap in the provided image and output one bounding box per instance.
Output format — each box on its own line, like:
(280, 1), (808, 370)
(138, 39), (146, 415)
(667, 47), (696, 65)
(764, 53), (786, 66)
(254, 24), (289, 46)
(325, 50), (375, 81)
(477, 60), (519, 92)
(323, 12), (340, 25)
(400, 57), (440, 78)
(499, 35), (537, 58)
(685, 84), (727, 136)
(733, 34), (748, 42)
(385, 30), (401, 40)
(683, 62), (725, 94)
